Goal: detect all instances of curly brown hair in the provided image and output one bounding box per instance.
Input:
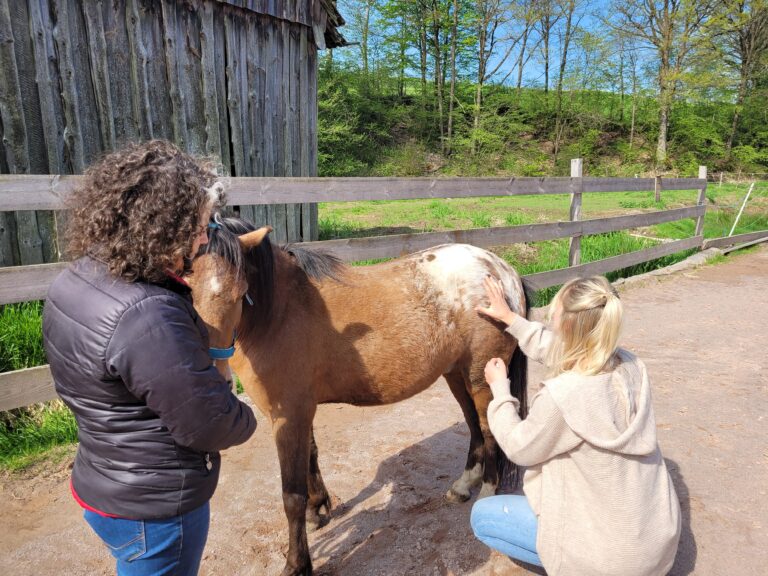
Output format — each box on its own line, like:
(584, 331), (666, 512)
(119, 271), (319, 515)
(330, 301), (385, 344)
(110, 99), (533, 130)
(66, 140), (225, 283)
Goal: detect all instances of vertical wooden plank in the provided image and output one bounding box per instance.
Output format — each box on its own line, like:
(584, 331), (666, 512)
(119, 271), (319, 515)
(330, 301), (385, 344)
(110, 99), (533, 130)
(654, 174), (661, 203)
(52, 0), (85, 171)
(16, 0), (59, 263)
(213, 7), (231, 173)
(285, 24), (300, 242)
(242, 13), (264, 225)
(29, 0), (65, 172)
(126, 0), (154, 140)
(695, 165), (707, 238)
(13, 211), (44, 264)
(177, 4), (205, 154)
(568, 158), (583, 267)
(0, 0), (30, 174)
(0, 1), (36, 267)
(308, 40), (318, 240)
(299, 28), (311, 241)
(262, 16), (274, 178)
(141, 0), (173, 140)
(82, 0), (116, 150)
(70, 0), (103, 165)
(224, 13), (245, 175)
(199, 1), (221, 160)
(160, 0), (188, 148)
(246, 15), (260, 176)
(264, 17), (281, 240)
(103, 0), (136, 145)
(0, 212), (15, 267)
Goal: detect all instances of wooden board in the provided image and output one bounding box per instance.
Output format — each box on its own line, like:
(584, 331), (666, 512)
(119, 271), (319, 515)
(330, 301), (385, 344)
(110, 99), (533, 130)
(703, 230), (768, 250)
(524, 236), (704, 291)
(0, 175), (708, 211)
(0, 365), (57, 412)
(304, 206), (705, 261)
(0, 261), (67, 304)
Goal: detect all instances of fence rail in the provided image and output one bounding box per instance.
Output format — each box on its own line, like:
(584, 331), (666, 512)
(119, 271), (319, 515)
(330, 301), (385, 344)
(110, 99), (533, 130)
(0, 174), (707, 211)
(2, 167), (750, 411)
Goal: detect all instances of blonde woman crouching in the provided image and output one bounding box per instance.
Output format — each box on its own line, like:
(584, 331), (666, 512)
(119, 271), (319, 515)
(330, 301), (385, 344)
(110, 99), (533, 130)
(472, 275), (681, 576)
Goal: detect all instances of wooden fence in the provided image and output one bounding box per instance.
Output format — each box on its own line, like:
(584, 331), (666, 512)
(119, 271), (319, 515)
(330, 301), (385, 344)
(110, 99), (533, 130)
(2, 167), (767, 411)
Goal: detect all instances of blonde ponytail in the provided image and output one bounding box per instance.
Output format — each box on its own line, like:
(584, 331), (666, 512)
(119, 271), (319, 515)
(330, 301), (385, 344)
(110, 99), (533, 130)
(545, 276), (623, 377)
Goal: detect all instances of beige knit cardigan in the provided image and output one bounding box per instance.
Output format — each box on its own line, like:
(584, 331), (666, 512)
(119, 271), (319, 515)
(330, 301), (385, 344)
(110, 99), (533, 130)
(488, 315), (681, 576)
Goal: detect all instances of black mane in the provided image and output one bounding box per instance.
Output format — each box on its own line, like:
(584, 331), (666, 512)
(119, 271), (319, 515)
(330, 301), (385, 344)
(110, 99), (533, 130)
(201, 215), (346, 322)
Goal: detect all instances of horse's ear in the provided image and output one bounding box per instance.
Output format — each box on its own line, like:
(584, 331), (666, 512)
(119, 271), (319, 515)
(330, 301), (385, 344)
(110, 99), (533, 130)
(239, 226), (272, 250)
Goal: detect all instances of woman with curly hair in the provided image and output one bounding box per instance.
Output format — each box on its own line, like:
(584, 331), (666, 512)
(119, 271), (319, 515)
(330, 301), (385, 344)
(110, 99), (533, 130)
(43, 140), (257, 575)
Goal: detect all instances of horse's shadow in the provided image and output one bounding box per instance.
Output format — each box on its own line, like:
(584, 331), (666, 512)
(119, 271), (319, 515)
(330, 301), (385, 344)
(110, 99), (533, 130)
(309, 422), (514, 576)
(307, 438), (697, 576)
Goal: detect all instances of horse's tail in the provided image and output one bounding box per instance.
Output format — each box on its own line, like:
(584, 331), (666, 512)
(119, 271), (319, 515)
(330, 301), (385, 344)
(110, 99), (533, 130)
(496, 277), (531, 493)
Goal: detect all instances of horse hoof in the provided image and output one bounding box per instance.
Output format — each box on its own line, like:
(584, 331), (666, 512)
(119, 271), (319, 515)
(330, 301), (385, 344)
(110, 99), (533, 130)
(280, 564), (312, 576)
(477, 482), (496, 499)
(306, 513), (330, 533)
(445, 487), (470, 503)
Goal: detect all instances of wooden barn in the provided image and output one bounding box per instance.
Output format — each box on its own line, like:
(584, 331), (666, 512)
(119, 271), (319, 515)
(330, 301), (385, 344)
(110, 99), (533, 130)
(0, 0), (345, 267)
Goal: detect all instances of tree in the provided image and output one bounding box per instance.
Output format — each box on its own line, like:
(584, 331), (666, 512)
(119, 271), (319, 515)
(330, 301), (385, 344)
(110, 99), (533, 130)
(707, 1), (768, 153)
(610, 0), (714, 167)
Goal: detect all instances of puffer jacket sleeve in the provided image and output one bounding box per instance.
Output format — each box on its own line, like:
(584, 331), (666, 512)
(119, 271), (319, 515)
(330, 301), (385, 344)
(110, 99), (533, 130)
(105, 294), (256, 452)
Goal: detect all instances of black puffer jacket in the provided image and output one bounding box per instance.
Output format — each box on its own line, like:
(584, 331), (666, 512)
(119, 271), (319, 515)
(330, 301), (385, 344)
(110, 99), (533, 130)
(43, 257), (256, 519)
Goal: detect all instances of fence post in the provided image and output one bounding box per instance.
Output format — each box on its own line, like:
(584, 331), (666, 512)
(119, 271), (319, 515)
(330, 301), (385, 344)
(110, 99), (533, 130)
(694, 165), (707, 239)
(569, 158), (583, 267)
(654, 174), (662, 203)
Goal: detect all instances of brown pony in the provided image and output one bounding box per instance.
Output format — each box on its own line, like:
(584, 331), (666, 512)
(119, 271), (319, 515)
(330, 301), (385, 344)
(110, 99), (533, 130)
(188, 216), (529, 576)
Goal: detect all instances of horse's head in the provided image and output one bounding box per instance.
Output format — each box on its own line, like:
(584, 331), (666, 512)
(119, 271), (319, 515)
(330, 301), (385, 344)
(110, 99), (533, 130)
(187, 217), (274, 382)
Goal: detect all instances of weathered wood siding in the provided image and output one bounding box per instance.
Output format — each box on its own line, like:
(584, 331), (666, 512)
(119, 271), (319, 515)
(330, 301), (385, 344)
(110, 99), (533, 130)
(0, 0), (327, 268)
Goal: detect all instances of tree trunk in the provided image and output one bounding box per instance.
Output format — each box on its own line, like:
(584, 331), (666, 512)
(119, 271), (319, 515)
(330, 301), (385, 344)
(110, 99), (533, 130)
(656, 90), (670, 167)
(726, 68), (749, 153)
(361, 2), (370, 80)
(516, 25), (530, 92)
(447, 0), (458, 154)
(431, 2), (445, 151)
(398, 16), (406, 99)
(543, 16), (550, 94)
(472, 9), (487, 156)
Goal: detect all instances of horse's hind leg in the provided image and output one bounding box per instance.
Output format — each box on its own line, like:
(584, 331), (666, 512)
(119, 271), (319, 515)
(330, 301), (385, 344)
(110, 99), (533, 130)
(468, 364), (503, 499)
(306, 428), (332, 532)
(444, 371), (485, 503)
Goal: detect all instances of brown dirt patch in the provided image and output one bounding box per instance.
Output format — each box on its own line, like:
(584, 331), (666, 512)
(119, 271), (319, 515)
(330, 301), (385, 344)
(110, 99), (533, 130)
(1, 247), (766, 575)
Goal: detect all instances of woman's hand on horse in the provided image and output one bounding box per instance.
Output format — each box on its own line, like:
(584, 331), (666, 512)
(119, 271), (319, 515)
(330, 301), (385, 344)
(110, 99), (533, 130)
(484, 358), (509, 389)
(476, 276), (517, 326)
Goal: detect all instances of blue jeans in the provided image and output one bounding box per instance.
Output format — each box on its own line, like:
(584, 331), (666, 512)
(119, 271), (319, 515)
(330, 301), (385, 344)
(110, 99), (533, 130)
(84, 502), (210, 576)
(471, 494), (544, 568)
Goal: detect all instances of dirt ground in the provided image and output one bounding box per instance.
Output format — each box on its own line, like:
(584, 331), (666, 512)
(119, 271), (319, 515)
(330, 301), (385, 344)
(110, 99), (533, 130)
(1, 246), (766, 576)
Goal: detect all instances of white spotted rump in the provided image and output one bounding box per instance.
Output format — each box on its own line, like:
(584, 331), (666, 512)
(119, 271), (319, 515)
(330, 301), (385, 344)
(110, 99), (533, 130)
(411, 244), (526, 316)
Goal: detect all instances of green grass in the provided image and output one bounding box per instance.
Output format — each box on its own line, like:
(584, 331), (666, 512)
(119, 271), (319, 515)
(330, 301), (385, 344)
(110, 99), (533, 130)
(317, 187), (763, 307)
(0, 301), (47, 372)
(0, 402), (78, 470)
(0, 302), (78, 471)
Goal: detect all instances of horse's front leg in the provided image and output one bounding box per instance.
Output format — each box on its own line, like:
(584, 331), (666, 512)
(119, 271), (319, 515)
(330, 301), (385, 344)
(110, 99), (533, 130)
(306, 428), (332, 532)
(468, 367), (502, 499)
(274, 410), (315, 576)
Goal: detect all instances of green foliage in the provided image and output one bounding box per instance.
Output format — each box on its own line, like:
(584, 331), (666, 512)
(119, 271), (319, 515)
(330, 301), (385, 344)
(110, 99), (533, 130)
(0, 302), (46, 372)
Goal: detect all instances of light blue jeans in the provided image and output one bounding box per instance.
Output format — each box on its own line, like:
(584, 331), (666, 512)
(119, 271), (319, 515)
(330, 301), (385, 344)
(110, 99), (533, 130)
(470, 494), (544, 568)
(84, 502), (210, 576)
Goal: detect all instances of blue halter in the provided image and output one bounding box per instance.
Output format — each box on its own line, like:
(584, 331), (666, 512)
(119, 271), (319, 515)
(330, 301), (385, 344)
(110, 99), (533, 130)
(209, 331), (236, 360)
